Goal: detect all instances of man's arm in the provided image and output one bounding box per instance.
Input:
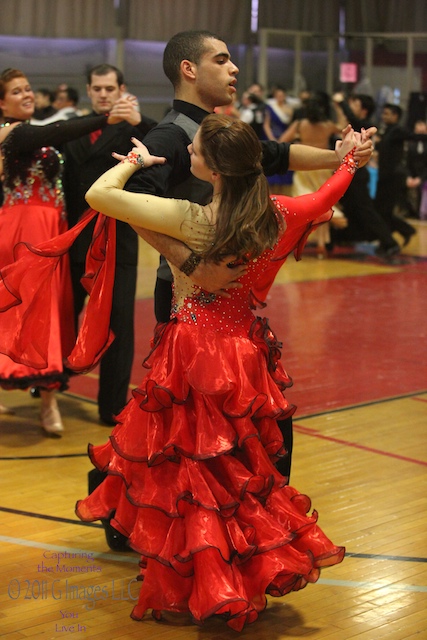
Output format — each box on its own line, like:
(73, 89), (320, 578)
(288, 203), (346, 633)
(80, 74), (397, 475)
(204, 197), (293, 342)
(288, 145), (341, 171)
(132, 226), (191, 266)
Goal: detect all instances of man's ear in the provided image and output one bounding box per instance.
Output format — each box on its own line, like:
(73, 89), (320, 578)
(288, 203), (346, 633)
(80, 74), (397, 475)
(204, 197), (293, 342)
(180, 59), (197, 81)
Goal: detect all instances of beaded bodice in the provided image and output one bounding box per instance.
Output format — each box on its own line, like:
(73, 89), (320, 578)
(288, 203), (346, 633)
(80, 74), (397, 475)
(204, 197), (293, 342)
(170, 248), (275, 336)
(0, 115), (108, 210)
(2, 141), (65, 209)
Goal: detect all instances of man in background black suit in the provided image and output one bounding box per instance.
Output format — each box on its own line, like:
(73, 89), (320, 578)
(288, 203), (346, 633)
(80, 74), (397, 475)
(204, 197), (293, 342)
(62, 64), (156, 426)
(332, 93), (401, 259)
(375, 103), (416, 245)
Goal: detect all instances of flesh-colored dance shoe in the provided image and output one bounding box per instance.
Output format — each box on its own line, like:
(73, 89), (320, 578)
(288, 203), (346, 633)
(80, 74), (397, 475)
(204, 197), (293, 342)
(0, 404), (15, 415)
(40, 405), (64, 437)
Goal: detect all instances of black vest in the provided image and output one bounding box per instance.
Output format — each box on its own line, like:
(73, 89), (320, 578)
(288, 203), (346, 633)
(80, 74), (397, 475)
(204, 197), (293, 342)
(157, 110), (212, 281)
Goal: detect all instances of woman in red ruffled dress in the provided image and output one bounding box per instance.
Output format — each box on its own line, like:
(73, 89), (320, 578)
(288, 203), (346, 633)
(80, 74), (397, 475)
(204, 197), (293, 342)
(0, 68), (120, 436)
(71, 115), (359, 631)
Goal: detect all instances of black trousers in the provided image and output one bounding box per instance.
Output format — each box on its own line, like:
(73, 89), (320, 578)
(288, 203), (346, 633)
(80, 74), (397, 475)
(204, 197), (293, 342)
(71, 260), (137, 421)
(337, 167), (399, 250)
(375, 175), (416, 237)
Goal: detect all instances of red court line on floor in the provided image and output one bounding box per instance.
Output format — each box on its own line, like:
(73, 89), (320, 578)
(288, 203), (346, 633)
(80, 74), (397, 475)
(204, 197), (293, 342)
(412, 396), (427, 404)
(70, 262), (427, 418)
(293, 423), (427, 467)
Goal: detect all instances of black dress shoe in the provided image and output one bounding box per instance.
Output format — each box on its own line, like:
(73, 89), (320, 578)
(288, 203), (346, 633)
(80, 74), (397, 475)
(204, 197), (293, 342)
(375, 244), (400, 261)
(99, 415), (116, 427)
(101, 518), (129, 552)
(87, 470), (130, 553)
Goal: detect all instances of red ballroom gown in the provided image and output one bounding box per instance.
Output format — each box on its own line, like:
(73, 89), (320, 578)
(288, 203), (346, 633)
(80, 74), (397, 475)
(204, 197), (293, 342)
(0, 115), (109, 390)
(74, 154), (356, 631)
(0, 151), (356, 630)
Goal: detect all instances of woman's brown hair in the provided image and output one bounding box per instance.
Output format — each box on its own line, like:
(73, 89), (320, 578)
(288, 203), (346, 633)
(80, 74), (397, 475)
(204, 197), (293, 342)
(198, 114), (281, 263)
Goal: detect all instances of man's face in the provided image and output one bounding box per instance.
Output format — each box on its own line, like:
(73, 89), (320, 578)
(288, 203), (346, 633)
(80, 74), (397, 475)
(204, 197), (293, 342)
(87, 71), (124, 114)
(381, 108), (398, 125)
(34, 91), (50, 109)
(192, 38), (238, 110)
(414, 120), (427, 134)
(53, 90), (68, 110)
(247, 83), (263, 99)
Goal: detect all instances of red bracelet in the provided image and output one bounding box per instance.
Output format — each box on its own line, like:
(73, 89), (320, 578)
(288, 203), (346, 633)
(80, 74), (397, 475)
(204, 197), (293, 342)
(125, 151), (145, 167)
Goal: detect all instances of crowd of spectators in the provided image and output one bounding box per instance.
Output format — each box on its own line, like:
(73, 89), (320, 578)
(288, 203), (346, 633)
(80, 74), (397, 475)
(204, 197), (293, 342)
(235, 83), (427, 259)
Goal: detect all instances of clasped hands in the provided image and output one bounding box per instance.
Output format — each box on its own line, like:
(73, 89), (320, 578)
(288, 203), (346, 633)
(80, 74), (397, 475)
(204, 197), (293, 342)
(335, 124), (377, 167)
(107, 95), (143, 127)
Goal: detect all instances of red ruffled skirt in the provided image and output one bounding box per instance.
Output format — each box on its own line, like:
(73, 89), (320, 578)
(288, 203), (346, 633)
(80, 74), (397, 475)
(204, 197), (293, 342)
(76, 318), (345, 631)
(0, 201), (74, 390)
(0, 208), (117, 389)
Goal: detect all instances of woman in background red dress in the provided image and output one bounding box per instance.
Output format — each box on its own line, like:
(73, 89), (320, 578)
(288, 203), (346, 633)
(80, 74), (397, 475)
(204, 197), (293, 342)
(0, 68), (117, 436)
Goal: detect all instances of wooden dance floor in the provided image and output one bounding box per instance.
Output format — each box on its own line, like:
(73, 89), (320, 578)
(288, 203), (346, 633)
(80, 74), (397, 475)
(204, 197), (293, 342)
(1, 222), (426, 639)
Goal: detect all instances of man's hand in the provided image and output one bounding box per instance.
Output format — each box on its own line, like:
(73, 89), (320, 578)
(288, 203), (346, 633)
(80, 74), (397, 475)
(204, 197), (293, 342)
(192, 256), (248, 297)
(335, 124), (377, 168)
(107, 95), (141, 126)
(332, 91), (345, 103)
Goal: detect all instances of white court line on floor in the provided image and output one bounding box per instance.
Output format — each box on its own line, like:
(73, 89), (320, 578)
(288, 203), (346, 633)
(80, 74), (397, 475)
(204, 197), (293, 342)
(1, 535), (426, 593)
(0, 534), (138, 564)
(316, 578), (427, 593)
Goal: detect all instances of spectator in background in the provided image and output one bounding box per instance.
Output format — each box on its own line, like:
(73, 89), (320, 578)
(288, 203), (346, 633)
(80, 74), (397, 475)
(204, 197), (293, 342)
(375, 104), (416, 246)
(290, 89), (311, 122)
(332, 93), (401, 260)
(405, 119), (427, 219)
(32, 87), (82, 125)
(214, 91), (240, 118)
(280, 94), (347, 257)
(53, 86), (81, 116)
(32, 88), (56, 121)
(263, 86), (294, 141)
(263, 86), (295, 194)
(239, 84), (266, 139)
